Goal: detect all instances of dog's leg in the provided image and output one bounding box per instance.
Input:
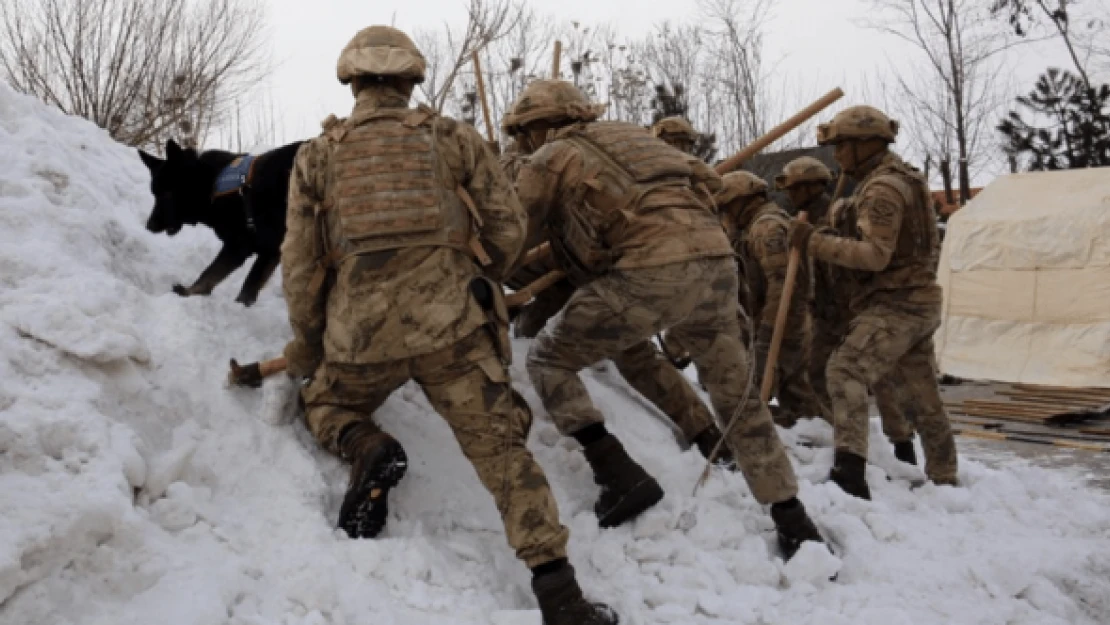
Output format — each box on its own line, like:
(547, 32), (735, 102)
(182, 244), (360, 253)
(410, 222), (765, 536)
(174, 244), (250, 298)
(234, 251), (281, 307)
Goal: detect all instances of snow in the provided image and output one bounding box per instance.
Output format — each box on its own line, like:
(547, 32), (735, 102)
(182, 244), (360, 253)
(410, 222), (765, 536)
(2, 80), (1110, 625)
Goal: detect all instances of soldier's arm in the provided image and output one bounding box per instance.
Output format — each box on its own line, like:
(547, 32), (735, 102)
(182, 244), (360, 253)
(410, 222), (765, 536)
(456, 123), (527, 282)
(807, 182), (903, 272)
(514, 142), (574, 252)
(280, 138), (329, 377)
(752, 220), (790, 337)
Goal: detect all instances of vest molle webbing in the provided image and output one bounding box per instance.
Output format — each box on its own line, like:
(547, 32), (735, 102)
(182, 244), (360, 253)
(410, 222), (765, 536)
(327, 113), (473, 261)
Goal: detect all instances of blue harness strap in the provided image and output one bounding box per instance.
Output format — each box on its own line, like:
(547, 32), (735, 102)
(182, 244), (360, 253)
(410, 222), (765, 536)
(212, 154), (256, 197)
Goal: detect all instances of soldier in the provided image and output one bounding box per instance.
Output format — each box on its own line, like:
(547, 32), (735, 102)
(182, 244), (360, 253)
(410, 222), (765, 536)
(777, 158), (919, 464)
(717, 171), (828, 427)
(504, 79), (824, 560)
(651, 116), (698, 154)
(280, 27), (617, 624)
(788, 105), (959, 500)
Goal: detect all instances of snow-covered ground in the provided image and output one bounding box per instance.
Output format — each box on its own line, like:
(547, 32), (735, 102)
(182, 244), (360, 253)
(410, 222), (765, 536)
(2, 81), (1109, 625)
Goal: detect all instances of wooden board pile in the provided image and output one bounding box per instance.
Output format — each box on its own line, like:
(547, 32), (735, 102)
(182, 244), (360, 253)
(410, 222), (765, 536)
(944, 384), (1110, 453)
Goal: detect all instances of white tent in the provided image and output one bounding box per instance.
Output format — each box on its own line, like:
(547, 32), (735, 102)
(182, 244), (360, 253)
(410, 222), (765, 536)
(936, 167), (1110, 388)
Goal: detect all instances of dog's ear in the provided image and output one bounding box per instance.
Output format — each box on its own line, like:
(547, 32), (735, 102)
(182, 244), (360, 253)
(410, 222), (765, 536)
(138, 149), (163, 171)
(166, 138), (183, 160)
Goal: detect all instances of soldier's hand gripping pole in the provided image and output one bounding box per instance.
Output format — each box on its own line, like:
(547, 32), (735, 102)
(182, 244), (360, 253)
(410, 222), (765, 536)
(228, 356), (288, 387)
(695, 212), (810, 492)
(714, 88), (844, 176)
(505, 269), (567, 308)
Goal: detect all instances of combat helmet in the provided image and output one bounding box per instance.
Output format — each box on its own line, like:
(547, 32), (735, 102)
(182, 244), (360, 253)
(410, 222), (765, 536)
(716, 170), (769, 206)
(652, 116), (698, 142)
(337, 26), (426, 85)
(502, 80), (606, 135)
(775, 156), (833, 190)
(817, 105), (899, 145)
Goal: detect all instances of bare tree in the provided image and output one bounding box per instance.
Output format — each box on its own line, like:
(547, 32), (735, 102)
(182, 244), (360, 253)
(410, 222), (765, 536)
(413, 0), (523, 115)
(0, 0), (269, 151)
(866, 0), (1020, 203)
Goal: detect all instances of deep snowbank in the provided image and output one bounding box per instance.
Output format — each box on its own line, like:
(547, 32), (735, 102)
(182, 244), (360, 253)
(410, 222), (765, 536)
(1, 81), (1109, 625)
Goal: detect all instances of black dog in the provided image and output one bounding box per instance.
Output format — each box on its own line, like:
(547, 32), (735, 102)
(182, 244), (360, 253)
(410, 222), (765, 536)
(138, 138), (304, 306)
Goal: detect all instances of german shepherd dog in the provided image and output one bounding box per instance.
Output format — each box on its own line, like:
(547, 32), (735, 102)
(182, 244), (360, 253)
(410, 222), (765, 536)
(138, 138), (304, 306)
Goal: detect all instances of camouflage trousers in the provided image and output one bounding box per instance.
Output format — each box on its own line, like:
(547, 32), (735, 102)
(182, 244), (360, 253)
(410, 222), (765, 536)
(514, 278), (716, 444)
(301, 330), (570, 568)
(813, 315), (916, 444)
(826, 298), (958, 482)
(527, 258), (799, 505)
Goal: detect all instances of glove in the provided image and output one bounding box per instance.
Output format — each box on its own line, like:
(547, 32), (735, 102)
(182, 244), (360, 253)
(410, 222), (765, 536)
(787, 219), (815, 251)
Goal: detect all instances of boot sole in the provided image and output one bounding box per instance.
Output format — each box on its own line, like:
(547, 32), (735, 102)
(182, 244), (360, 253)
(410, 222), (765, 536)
(597, 477), (664, 528)
(337, 441), (408, 539)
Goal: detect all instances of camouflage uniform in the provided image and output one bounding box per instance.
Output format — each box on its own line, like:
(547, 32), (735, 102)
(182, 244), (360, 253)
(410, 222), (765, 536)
(797, 106), (958, 490)
(281, 33), (570, 569)
(508, 83), (800, 507)
(718, 172), (828, 427)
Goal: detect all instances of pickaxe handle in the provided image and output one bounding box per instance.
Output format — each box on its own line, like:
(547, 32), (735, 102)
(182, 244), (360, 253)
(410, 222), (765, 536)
(228, 356), (287, 387)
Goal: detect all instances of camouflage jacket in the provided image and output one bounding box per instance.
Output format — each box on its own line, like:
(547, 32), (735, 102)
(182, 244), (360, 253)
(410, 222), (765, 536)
(807, 152), (941, 309)
(514, 122), (733, 271)
(728, 197), (813, 343)
(281, 87), (525, 373)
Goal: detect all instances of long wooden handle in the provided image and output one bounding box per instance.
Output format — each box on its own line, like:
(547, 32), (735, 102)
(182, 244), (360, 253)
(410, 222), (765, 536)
(228, 356), (287, 387)
(519, 242), (552, 268)
(760, 211), (808, 403)
(505, 269), (566, 308)
(552, 40), (562, 78)
(715, 88), (844, 176)
(471, 50), (495, 143)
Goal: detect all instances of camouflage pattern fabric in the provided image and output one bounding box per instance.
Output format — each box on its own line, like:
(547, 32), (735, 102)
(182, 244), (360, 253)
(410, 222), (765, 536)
(281, 86), (525, 372)
(506, 263), (715, 442)
(728, 197), (828, 425)
(301, 330), (570, 567)
(808, 149), (957, 483)
(282, 85), (572, 568)
(527, 258), (799, 505)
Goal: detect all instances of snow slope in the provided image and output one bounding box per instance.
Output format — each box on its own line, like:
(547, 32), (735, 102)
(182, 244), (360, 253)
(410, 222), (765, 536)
(1, 81), (1109, 625)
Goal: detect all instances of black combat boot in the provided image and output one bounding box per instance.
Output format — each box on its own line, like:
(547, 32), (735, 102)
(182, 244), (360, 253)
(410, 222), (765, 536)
(770, 497), (827, 561)
(893, 439), (918, 466)
(829, 449), (871, 500)
(691, 424), (737, 469)
(532, 562), (619, 625)
(581, 433), (664, 528)
(336, 423), (408, 539)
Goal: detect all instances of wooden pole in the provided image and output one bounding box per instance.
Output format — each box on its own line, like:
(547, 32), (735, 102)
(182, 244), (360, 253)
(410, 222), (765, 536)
(696, 211), (809, 490)
(228, 356), (287, 387)
(505, 269), (566, 308)
(471, 50), (496, 143)
(759, 211), (808, 403)
(714, 88), (845, 176)
(551, 40), (562, 78)
(518, 242), (552, 268)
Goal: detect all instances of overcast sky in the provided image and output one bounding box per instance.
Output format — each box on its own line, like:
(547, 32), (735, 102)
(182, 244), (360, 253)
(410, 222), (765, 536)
(247, 0), (1078, 178)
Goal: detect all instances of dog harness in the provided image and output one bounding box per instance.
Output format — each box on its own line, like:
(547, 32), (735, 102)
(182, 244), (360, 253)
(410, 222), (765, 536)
(213, 154), (259, 232)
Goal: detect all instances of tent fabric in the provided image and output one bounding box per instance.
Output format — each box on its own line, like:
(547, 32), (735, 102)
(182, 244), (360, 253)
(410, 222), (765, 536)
(936, 167), (1110, 388)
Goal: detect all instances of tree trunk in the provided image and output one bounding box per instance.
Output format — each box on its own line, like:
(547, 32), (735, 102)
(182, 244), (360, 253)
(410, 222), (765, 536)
(940, 158), (954, 205)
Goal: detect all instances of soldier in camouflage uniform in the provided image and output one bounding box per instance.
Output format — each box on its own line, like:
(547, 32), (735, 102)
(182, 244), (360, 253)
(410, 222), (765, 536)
(505, 119), (732, 468)
(651, 116), (698, 154)
(788, 105), (959, 500)
(280, 27), (617, 624)
(504, 79), (824, 561)
(716, 171), (829, 427)
(778, 157), (919, 464)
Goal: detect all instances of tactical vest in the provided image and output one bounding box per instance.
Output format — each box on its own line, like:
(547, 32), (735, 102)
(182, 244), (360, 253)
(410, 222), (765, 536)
(744, 202), (814, 318)
(548, 121), (699, 284)
(855, 155), (938, 290)
(309, 107), (489, 292)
